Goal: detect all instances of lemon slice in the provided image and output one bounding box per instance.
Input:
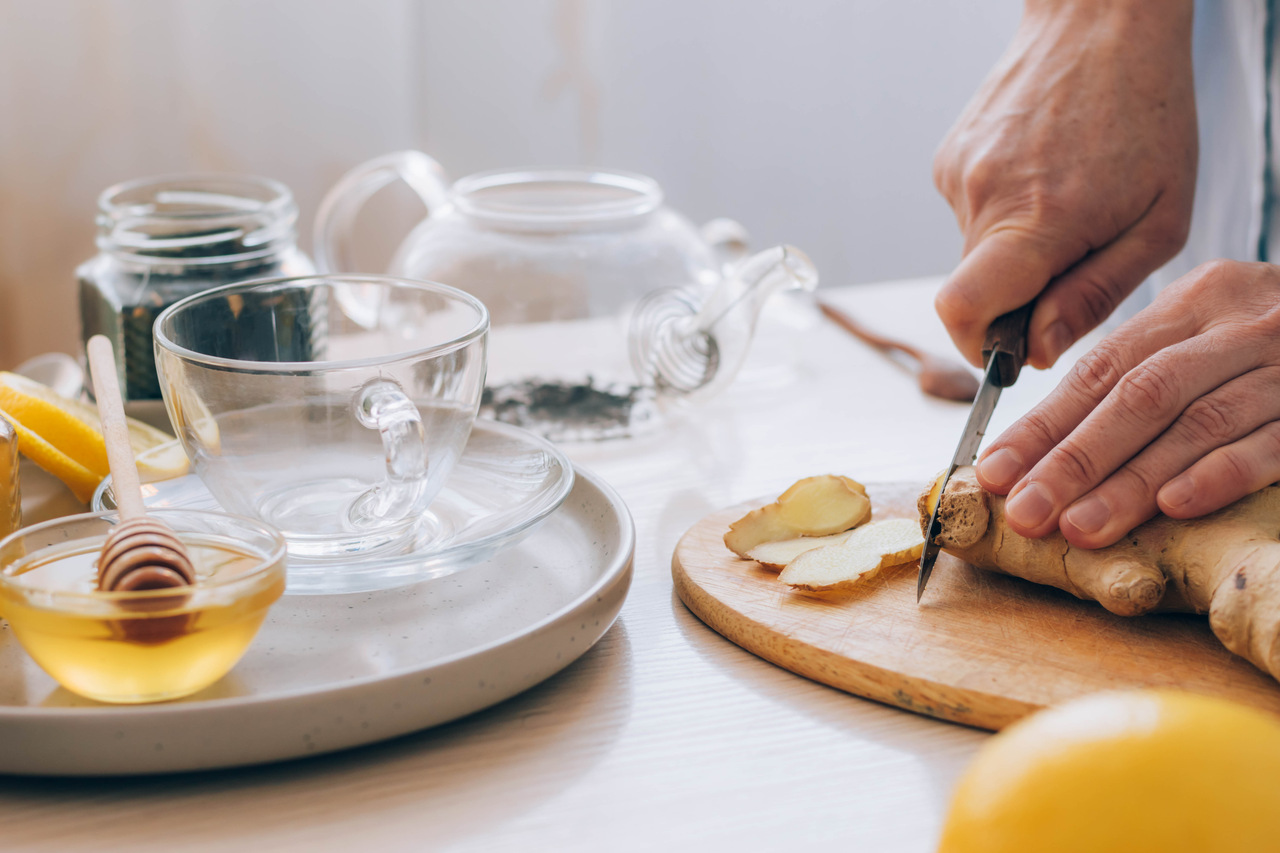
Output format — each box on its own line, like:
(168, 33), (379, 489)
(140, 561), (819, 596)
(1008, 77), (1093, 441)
(0, 371), (190, 503)
(0, 409), (101, 503)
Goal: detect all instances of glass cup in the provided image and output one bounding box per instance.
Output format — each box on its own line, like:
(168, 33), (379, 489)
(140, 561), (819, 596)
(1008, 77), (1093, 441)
(153, 275), (488, 562)
(0, 508), (287, 704)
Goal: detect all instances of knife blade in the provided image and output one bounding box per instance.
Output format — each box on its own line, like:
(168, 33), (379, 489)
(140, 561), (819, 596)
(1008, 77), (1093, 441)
(917, 302), (1035, 602)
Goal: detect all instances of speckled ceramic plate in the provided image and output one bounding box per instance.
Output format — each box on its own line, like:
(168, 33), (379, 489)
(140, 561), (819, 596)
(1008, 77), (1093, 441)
(0, 468), (633, 776)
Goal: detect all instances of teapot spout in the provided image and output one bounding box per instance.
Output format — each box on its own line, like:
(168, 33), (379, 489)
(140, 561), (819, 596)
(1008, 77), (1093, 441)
(629, 245), (817, 400)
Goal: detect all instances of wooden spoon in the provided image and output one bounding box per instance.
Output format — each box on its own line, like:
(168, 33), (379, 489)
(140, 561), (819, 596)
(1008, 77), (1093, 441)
(818, 300), (980, 403)
(87, 335), (196, 592)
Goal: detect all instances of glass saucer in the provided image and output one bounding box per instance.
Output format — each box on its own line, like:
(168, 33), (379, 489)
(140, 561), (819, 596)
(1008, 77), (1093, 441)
(94, 420), (575, 595)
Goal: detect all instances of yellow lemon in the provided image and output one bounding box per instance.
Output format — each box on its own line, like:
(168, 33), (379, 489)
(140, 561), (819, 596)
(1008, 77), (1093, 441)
(0, 371), (188, 504)
(0, 411), (101, 504)
(938, 690), (1280, 853)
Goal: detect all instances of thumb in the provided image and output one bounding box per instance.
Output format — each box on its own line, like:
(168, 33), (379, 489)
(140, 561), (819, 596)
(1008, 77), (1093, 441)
(936, 228), (1082, 367)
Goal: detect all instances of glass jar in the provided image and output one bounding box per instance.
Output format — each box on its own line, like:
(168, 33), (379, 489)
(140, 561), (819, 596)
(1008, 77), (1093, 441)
(77, 174), (314, 407)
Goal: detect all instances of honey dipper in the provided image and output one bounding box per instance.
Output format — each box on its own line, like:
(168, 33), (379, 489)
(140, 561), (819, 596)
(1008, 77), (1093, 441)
(87, 335), (196, 592)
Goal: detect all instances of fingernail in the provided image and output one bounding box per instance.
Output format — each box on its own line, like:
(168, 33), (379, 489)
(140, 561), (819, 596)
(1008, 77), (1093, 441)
(1161, 476), (1195, 509)
(978, 448), (1024, 489)
(1063, 496), (1110, 535)
(1044, 321), (1074, 365)
(1006, 483), (1054, 529)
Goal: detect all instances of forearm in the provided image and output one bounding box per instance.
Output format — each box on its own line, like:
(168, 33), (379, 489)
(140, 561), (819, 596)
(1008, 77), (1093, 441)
(1022, 0), (1193, 33)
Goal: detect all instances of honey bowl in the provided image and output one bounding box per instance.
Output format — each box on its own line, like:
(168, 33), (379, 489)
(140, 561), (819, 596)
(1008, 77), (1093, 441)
(0, 509), (286, 704)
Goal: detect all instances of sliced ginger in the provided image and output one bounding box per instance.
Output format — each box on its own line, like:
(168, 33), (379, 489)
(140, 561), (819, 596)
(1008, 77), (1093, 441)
(747, 529), (858, 571)
(724, 475), (871, 558)
(778, 518), (925, 591)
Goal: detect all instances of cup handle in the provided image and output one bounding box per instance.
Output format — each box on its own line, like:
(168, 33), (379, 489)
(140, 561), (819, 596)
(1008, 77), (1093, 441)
(312, 150), (451, 275)
(348, 379), (430, 530)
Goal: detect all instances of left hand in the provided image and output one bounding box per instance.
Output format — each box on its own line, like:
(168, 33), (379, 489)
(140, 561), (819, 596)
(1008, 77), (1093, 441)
(974, 259), (1280, 549)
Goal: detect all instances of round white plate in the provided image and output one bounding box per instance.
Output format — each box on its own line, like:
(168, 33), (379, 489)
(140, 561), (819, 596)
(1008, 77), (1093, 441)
(0, 468), (633, 776)
(94, 420), (575, 594)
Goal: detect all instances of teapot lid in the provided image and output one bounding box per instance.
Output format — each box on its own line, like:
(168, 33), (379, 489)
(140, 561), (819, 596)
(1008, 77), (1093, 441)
(452, 168), (662, 229)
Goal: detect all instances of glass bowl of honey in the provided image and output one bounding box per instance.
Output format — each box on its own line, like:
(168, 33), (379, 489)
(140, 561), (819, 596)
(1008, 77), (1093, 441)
(0, 509), (286, 704)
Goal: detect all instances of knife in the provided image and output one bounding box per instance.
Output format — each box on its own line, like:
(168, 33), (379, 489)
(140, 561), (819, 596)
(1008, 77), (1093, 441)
(916, 302), (1035, 602)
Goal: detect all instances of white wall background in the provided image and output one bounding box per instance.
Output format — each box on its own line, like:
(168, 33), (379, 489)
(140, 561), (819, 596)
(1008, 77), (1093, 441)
(0, 0), (1021, 367)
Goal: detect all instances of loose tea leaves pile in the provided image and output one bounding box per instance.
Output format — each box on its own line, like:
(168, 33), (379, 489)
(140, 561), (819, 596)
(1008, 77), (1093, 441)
(481, 377), (657, 441)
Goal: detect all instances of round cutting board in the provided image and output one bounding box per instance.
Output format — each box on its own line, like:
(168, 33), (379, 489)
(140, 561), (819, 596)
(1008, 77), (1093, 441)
(672, 482), (1280, 730)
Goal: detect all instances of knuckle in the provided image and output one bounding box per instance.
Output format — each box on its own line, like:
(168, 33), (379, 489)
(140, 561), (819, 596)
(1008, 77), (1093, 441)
(1178, 396), (1239, 446)
(1109, 464), (1162, 507)
(1187, 259), (1243, 295)
(1069, 343), (1128, 400)
(1211, 443), (1258, 490)
(960, 157), (1001, 205)
(1046, 437), (1101, 489)
(1114, 360), (1183, 421)
(1067, 272), (1128, 331)
(1014, 408), (1062, 449)
(932, 151), (953, 197)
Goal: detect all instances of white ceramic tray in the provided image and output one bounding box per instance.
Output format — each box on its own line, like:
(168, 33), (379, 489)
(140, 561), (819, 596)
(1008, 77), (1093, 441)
(0, 469), (633, 776)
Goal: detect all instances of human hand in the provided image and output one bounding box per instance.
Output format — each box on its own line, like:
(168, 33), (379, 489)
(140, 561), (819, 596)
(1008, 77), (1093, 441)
(975, 260), (1280, 548)
(932, 0), (1196, 370)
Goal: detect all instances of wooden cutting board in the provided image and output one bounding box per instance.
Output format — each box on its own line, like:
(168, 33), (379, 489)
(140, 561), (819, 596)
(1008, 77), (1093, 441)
(672, 482), (1280, 730)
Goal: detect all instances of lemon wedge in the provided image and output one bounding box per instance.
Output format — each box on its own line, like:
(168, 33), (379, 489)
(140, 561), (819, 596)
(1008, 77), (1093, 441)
(0, 371), (189, 504)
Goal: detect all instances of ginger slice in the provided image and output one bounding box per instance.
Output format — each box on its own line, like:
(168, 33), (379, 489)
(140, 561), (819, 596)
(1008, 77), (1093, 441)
(778, 518), (925, 591)
(724, 474), (871, 558)
(747, 529), (858, 571)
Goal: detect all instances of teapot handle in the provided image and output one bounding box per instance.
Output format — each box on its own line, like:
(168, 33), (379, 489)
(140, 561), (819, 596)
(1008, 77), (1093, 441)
(313, 151), (451, 274)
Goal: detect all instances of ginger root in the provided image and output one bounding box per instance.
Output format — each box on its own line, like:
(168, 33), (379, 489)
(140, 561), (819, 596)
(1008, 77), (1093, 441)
(724, 475), (871, 558)
(919, 466), (1280, 681)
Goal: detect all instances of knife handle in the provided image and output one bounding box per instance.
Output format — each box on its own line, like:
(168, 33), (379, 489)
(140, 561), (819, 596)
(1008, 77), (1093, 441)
(982, 301), (1035, 388)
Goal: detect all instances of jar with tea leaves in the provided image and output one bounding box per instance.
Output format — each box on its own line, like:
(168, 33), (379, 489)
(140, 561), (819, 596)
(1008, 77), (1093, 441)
(77, 174), (314, 415)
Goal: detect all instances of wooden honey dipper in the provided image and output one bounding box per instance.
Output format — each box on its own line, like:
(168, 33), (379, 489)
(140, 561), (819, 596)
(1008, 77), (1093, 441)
(87, 335), (196, 592)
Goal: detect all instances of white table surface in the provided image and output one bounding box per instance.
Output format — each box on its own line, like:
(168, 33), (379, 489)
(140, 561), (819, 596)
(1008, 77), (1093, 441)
(3, 277), (1099, 852)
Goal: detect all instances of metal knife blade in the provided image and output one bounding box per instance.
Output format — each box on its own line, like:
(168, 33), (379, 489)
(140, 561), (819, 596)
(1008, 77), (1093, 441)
(916, 301), (1035, 602)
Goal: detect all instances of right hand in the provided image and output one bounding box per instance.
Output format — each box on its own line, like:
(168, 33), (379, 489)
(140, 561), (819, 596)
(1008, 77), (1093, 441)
(932, 0), (1197, 370)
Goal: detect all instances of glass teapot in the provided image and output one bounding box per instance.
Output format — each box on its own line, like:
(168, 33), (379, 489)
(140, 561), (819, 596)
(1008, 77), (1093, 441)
(313, 151), (817, 439)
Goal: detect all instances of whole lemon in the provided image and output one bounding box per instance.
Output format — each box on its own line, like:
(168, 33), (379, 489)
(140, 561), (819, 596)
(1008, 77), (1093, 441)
(938, 690), (1280, 853)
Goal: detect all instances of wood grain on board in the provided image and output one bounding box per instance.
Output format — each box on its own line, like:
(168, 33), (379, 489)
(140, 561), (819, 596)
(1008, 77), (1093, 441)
(672, 482), (1280, 731)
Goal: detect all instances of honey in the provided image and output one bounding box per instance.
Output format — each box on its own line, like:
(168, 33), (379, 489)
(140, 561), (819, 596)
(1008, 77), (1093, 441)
(0, 414), (17, 538)
(0, 527), (284, 704)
